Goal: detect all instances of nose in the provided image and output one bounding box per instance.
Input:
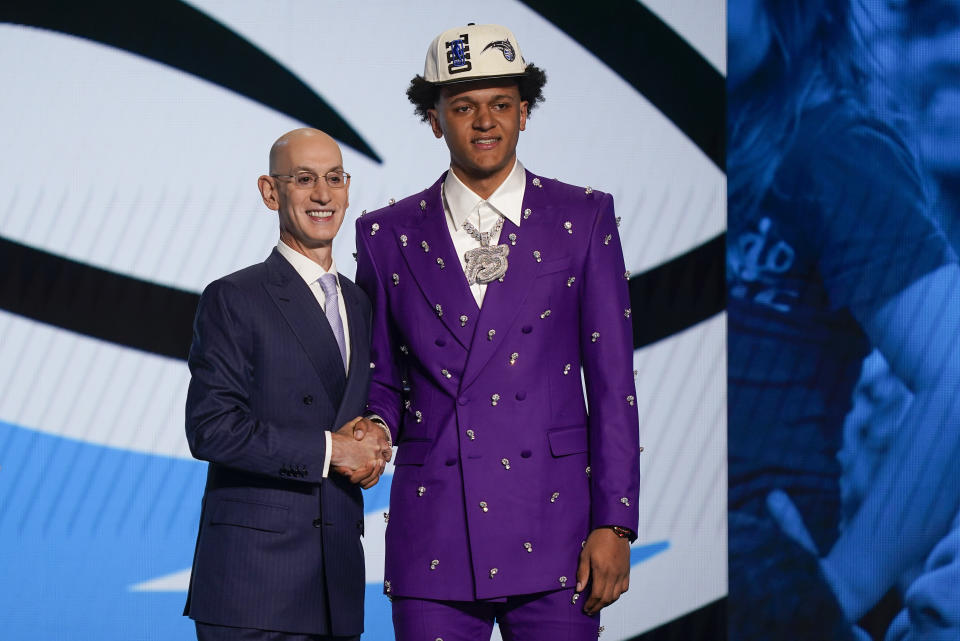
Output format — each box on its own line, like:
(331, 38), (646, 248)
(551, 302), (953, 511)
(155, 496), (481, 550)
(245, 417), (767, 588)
(473, 105), (495, 130)
(310, 178), (332, 202)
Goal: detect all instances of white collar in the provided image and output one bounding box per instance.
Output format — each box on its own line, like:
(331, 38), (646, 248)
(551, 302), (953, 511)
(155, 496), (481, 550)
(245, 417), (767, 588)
(276, 240), (339, 288)
(443, 159), (526, 230)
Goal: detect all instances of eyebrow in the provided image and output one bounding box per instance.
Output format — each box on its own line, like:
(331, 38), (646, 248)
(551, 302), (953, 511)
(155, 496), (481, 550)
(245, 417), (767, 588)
(290, 164), (344, 173)
(450, 93), (516, 103)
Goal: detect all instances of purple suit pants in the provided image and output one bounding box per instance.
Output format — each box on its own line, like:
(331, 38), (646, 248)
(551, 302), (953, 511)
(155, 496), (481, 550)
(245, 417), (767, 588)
(392, 589), (600, 641)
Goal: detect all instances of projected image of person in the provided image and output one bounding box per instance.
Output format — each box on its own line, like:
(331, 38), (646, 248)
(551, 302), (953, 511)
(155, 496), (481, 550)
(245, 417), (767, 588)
(870, 0), (960, 249)
(726, 1), (960, 639)
(860, 3), (960, 639)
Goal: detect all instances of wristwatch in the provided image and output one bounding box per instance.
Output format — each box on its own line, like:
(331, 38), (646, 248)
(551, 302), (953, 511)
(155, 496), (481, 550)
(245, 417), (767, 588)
(608, 525), (634, 541)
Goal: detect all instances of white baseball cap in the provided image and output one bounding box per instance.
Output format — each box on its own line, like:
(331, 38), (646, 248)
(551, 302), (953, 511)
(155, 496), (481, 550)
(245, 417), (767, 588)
(422, 23), (527, 85)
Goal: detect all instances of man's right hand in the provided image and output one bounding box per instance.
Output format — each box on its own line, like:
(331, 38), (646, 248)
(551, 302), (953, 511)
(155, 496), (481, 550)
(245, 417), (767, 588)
(330, 417), (389, 488)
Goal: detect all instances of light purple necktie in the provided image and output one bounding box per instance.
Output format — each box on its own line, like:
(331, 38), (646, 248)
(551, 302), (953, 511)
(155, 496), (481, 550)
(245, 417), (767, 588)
(317, 273), (347, 369)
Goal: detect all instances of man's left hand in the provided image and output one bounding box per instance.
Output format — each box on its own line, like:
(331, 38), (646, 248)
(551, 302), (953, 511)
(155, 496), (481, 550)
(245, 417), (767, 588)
(576, 527), (631, 615)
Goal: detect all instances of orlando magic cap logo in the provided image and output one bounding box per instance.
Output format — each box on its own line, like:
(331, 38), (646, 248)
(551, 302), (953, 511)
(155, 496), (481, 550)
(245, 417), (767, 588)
(481, 40), (515, 62)
(423, 23), (527, 85)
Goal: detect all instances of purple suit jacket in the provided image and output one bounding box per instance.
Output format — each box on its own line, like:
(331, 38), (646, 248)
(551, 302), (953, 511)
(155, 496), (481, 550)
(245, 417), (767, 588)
(355, 171), (640, 601)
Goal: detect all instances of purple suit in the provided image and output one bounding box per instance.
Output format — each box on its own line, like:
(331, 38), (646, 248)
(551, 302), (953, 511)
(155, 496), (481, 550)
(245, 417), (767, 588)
(355, 170), (640, 602)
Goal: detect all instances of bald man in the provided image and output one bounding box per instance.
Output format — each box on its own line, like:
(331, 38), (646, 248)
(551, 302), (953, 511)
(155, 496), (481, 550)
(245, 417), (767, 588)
(184, 129), (390, 640)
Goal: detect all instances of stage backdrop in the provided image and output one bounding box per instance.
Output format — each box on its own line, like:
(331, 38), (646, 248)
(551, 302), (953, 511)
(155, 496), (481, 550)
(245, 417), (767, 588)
(0, 1), (725, 639)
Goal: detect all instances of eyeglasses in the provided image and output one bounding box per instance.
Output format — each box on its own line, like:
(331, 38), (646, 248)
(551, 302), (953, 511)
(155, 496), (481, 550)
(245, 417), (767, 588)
(271, 170), (351, 189)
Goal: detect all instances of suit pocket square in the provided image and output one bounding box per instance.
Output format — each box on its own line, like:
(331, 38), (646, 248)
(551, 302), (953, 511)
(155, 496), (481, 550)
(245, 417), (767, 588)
(547, 425), (588, 457)
(210, 498), (289, 533)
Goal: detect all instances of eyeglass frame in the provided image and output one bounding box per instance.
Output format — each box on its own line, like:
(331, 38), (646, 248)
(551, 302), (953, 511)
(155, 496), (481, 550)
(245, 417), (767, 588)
(270, 170), (351, 189)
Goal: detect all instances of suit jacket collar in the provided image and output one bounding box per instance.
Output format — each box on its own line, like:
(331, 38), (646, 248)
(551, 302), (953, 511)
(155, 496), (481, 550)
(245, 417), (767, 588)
(396, 174), (480, 351)
(275, 240), (342, 288)
(263, 248), (348, 407)
(395, 171), (560, 389)
(334, 275), (370, 429)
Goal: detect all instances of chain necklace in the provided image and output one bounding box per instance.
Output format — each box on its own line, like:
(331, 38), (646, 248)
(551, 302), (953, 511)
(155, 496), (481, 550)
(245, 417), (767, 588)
(461, 217), (504, 246)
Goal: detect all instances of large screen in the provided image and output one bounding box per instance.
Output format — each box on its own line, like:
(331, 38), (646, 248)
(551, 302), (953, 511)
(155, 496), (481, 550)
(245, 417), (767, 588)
(0, 2), (725, 639)
(727, 1), (960, 640)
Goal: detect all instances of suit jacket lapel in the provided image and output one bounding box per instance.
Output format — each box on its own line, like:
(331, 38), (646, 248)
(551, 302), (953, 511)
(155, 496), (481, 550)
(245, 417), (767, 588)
(461, 172), (557, 390)
(263, 250), (347, 406)
(397, 174), (479, 351)
(333, 277), (369, 427)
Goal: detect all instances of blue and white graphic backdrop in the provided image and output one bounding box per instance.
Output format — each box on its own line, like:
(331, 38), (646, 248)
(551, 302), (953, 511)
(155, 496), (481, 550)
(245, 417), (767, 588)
(0, 1), (725, 639)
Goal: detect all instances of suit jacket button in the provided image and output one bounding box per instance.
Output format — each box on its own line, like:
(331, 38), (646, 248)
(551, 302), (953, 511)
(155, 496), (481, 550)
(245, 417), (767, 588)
(303, 395), (313, 405)
(313, 518), (322, 528)
(521, 325), (533, 334)
(435, 338), (446, 347)
(515, 391), (526, 401)
(458, 396), (469, 406)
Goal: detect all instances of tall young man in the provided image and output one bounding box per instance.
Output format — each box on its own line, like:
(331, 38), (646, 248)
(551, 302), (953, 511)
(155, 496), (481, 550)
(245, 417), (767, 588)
(355, 25), (641, 640)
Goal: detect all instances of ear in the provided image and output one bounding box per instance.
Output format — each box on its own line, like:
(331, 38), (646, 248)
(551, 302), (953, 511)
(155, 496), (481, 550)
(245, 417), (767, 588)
(258, 175), (280, 211)
(427, 109), (444, 139)
(519, 101), (528, 132)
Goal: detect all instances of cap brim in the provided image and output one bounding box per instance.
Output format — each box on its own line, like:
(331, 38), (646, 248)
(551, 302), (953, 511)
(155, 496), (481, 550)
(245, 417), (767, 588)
(428, 71), (527, 86)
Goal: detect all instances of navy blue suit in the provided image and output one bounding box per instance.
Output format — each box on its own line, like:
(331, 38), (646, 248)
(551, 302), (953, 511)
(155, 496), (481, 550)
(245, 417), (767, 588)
(184, 248), (372, 637)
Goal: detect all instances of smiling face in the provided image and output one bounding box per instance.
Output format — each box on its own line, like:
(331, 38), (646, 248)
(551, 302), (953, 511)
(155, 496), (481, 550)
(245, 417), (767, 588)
(427, 79), (528, 199)
(258, 129), (348, 268)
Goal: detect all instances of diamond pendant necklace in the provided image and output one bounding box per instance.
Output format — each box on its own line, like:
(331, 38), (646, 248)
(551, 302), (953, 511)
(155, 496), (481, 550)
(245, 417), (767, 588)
(462, 216), (509, 285)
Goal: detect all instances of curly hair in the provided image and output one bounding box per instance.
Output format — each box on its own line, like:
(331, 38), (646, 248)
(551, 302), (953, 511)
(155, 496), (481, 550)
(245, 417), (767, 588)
(406, 63), (547, 122)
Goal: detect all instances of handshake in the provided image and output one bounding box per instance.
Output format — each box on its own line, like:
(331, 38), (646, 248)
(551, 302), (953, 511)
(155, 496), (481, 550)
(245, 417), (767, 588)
(330, 416), (393, 489)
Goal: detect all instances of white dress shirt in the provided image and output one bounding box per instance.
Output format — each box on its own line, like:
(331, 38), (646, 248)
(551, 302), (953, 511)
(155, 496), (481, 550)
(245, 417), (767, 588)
(442, 160), (526, 306)
(276, 240), (352, 478)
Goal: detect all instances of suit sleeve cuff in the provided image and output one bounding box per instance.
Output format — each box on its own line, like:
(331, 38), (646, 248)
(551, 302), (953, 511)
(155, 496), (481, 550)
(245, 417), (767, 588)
(322, 431), (332, 478)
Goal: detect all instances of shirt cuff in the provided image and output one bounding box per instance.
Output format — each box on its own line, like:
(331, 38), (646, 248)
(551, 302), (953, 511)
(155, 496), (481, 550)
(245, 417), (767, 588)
(322, 430), (332, 478)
